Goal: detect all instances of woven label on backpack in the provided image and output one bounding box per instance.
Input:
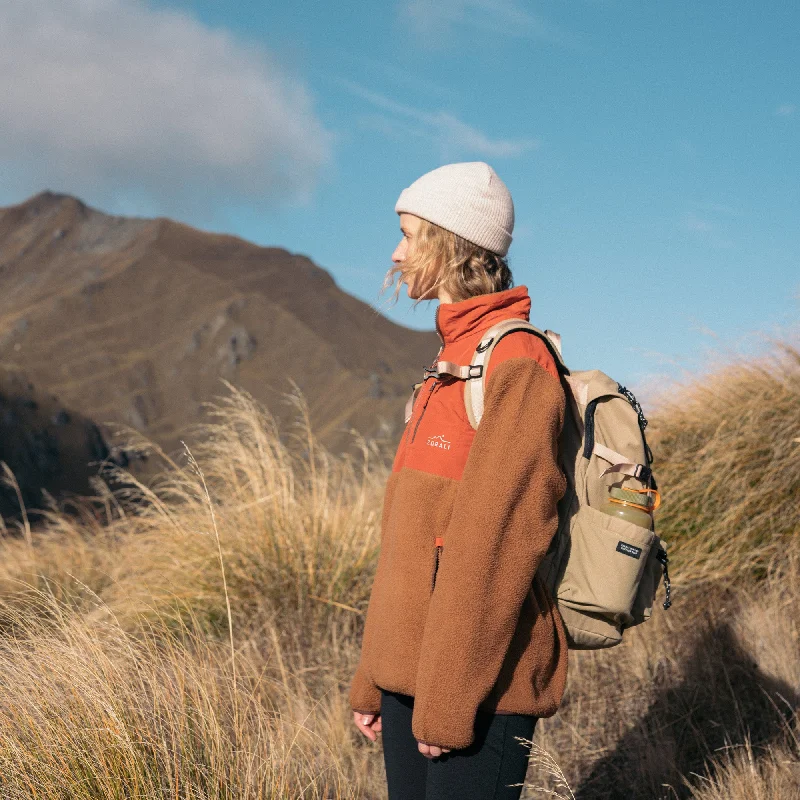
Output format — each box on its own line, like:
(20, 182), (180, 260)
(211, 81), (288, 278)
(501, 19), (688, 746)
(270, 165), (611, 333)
(616, 541), (643, 559)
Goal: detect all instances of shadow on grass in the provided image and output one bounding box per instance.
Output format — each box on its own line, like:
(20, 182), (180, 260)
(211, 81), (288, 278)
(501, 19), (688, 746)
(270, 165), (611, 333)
(574, 619), (799, 800)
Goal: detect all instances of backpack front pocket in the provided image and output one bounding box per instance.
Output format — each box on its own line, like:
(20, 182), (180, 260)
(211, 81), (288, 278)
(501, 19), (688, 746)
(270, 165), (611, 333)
(557, 505), (655, 627)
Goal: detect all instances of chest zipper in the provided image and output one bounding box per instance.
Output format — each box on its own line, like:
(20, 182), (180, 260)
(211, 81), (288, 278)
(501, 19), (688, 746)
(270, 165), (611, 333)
(431, 536), (444, 592)
(410, 378), (439, 444)
(407, 334), (444, 446)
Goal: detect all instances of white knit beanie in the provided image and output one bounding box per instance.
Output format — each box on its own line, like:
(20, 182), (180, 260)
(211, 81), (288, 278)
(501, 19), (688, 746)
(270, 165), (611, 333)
(395, 161), (514, 256)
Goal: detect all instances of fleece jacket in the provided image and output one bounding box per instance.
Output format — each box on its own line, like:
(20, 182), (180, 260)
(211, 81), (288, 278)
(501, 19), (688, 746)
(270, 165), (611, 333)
(349, 284), (569, 751)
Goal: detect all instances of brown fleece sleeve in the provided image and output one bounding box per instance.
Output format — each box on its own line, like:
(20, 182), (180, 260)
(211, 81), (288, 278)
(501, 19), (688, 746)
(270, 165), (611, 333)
(348, 552), (381, 716)
(349, 662), (381, 715)
(348, 472), (401, 716)
(411, 356), (567, 750)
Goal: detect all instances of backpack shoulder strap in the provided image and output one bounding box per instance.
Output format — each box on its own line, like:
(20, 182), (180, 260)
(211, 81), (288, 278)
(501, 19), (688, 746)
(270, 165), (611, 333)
(463, 319), (569, 429)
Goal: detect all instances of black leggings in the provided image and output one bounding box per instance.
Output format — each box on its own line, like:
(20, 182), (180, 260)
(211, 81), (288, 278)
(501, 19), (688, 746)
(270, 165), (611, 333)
(379, 689), (537, 800)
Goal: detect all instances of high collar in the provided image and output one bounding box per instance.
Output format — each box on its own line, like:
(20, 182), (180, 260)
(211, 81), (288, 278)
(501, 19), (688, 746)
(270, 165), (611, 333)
(435, 285), (531, 344)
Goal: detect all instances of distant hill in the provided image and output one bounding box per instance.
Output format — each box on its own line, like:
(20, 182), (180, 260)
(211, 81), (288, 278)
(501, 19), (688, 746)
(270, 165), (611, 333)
(0, 192), (437, 510)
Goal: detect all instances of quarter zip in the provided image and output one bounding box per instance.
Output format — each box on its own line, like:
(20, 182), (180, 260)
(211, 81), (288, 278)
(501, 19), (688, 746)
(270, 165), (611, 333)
(435, 303), (444, 344)
(410, 377), (439, 443)
(406, 306), (445, 446)
(402, 356), (441, 446)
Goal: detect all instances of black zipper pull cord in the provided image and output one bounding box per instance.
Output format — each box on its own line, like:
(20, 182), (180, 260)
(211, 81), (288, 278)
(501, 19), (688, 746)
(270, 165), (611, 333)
(618, 382), (655, 466)
(656, 548), (672, 610)
(431, 537), (444, 591)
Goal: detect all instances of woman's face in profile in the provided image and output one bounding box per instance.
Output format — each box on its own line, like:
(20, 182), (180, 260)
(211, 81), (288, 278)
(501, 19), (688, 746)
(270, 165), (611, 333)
(393, 213), (435, 300)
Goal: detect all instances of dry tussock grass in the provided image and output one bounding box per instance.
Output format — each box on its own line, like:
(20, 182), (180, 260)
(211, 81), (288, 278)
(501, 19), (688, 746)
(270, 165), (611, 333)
(688, 739), (800, 800)
(0, 346), (797, 797)
(0, 596), (363, 798)
(647, 340), (800, 583)
(0, 384), (390, 798)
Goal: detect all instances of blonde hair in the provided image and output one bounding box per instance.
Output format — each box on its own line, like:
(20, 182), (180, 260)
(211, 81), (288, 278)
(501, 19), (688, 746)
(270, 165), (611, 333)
(381, 217), (513, 308)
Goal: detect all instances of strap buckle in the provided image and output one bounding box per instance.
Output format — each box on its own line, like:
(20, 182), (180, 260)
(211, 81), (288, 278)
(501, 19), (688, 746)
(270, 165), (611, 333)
(633, 464), (653, 483)
(423, 363), (483, 380)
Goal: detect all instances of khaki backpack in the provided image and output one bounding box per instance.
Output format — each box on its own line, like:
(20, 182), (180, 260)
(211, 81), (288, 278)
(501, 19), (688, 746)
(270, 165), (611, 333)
(427, 319), (672, 650)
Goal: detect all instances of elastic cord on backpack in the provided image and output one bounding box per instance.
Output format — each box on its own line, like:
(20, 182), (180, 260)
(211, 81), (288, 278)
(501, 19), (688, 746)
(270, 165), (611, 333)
(618, 383), (656, 478)
(656, 548), (672, 610)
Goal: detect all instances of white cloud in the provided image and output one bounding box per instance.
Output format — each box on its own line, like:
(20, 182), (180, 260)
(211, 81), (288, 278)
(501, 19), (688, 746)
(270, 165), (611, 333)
(775, 103), (796, 117)
(0, 0), (333, 216)
(338, 78), (538, 158)
(682, 212), (734, 249)
(626, 346), (683, 367)
(325, 50), (452, 99)
(689, 201), (741, 217)
(399, 0), (575, 46)
(356, 113), (432, 145)
(689, 324), (720, 339)
(684, 213), (713, 233)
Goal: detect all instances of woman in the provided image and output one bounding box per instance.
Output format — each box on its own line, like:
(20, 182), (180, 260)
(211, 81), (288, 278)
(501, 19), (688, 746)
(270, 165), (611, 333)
(350, 162), (569, 800)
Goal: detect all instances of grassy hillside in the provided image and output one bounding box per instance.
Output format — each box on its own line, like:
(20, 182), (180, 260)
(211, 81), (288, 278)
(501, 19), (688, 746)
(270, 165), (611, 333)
(648, 339), (800, 583)
(0, 344), (797, 798)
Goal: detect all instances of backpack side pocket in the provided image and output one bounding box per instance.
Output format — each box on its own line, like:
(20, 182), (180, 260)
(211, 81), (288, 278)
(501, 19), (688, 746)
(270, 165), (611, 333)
(557, 505), (655, 647)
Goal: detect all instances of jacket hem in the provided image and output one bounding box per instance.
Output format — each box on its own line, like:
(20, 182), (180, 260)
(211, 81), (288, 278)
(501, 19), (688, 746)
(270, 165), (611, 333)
(373, 677), (563, 719)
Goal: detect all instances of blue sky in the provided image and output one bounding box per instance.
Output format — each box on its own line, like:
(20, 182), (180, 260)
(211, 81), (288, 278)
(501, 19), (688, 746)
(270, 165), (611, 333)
(1, 0), (797, 405)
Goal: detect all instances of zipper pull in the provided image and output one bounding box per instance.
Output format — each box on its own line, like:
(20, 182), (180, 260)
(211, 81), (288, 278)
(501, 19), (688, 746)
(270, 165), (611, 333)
(656, 548), (672, 610)
(432, 536), (444, 591)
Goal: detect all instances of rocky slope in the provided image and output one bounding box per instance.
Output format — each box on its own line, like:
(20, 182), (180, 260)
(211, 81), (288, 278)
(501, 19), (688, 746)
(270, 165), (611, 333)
(0, 192), (437, 511)
(0, 370), (133, 520)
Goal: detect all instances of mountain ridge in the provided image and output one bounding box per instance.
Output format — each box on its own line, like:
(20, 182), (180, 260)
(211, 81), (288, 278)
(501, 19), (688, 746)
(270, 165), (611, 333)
(0, 191), (437, 485)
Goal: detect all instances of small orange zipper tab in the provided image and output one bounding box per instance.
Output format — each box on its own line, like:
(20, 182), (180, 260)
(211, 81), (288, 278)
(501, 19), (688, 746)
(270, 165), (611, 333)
(434, 536), (444, 547)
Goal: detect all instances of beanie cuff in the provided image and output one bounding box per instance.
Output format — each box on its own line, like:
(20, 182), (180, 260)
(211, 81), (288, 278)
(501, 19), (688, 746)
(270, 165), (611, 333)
(395, 190), (512, 256)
